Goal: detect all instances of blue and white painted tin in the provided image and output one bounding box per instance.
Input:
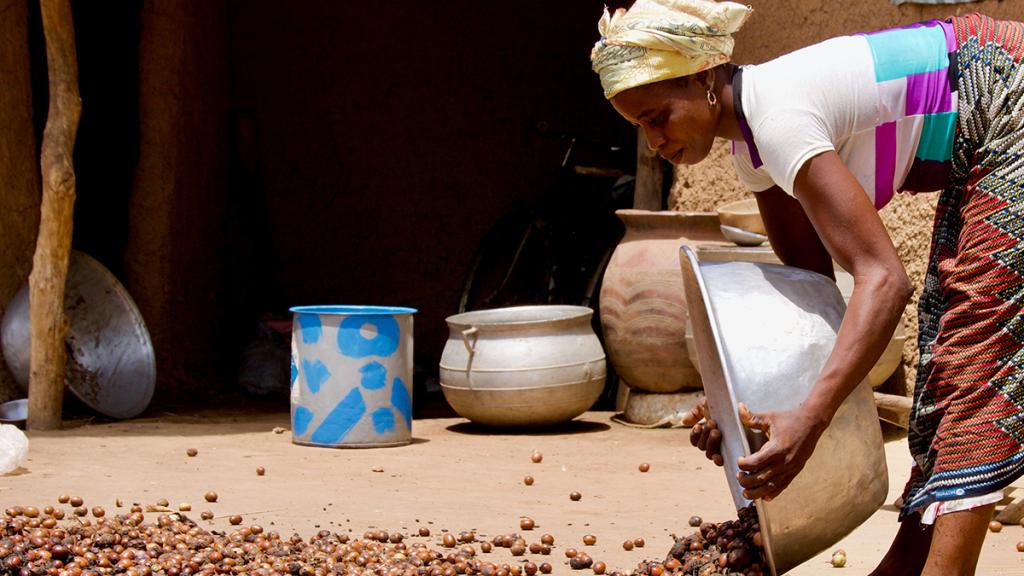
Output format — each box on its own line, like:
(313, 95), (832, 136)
(289, 305), (416, 448)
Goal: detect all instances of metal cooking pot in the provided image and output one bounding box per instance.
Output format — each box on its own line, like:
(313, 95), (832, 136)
(439, 306), (605, 427)
(679, 247), (887, 575)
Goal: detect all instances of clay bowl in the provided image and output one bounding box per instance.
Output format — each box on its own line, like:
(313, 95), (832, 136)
(716, 198), (766, 235)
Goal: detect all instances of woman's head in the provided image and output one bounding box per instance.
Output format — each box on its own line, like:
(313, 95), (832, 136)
(611, 69), (726, 165)
(590, 0), (751, 163)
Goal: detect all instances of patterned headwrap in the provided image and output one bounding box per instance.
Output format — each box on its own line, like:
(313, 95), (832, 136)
(591, 0), (753, 99)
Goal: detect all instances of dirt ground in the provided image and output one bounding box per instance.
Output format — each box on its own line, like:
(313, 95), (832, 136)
(5, 406), (1023, 576)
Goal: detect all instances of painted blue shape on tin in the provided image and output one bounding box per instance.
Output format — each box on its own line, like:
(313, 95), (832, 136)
(371, 407), (395, 434)
(290, 357), (298, 386)
(359, 361), (387, 390)
(310, 388), (366, 444)
(293, 405), (314, 436)
(391, 377), (412, 430)
(301, 358), (331, 394)
(337, 315), (400, 358)
(296, 313), (323, 344)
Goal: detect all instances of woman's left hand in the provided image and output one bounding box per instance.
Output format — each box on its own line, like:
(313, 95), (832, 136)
(735, 402), (829, 502)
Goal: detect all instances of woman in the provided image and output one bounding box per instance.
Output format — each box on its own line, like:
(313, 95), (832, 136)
(591, 1), (1024, 575)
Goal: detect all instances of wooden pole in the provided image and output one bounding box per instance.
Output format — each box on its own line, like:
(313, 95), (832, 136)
(27, 0), (81, 430)
(873, 391), (912, 429)
(633, 129), (664, 210)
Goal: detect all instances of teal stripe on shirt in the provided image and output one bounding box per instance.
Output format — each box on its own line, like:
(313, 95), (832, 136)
(916, 112), (957, 162)
(865, 25), (950, 82)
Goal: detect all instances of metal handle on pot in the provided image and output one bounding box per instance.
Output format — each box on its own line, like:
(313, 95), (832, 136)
(461, 327), (479, 355)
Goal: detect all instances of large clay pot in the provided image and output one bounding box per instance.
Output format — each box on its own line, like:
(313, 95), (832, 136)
(599, 210), (724, 393)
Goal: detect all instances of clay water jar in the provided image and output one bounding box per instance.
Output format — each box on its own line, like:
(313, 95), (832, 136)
(599, 210), (725, 393)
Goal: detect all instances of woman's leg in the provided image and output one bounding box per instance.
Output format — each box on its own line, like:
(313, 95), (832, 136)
(867, 514), (932, 576)
(920, 503), (995, 576)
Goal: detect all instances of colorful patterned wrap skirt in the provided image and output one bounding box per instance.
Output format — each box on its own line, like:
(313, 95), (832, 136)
(903, 13), (1024, 519)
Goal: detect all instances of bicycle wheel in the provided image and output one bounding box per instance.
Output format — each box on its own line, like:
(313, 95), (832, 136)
(458, 208), (553, 314)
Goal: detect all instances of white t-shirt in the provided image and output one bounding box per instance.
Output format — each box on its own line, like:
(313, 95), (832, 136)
(731, 20), (958, 209)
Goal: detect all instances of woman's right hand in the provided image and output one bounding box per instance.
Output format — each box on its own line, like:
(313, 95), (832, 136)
(682, 398), (724, 466)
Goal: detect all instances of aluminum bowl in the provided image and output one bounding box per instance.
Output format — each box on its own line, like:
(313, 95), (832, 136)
(1, 251), (155, 419)
(679, 246), (887, 575)
(720, 224), (767, 247)
(0, 399), (27, 425)
(690, 245), (905, 388)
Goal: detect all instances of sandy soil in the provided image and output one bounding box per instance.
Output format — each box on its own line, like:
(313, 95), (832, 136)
(4, 408), (1023, 576)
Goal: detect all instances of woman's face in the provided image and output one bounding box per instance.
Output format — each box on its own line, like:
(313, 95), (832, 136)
(610, 75), (719, 166)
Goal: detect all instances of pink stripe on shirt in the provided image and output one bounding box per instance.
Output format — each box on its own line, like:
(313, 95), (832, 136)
(874, 121), (897, 209)
(906, 68), (954, 115)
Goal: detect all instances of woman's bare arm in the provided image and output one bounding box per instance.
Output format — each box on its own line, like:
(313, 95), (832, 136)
(735, 150), (912, 500)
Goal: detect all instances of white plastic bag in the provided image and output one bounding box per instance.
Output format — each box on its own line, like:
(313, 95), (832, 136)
(0, 424), (28, 474)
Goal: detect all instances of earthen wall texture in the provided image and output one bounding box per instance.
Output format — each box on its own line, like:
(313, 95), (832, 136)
(670, 0), (1021, 391)
(0, 0), (39, 403)
(123, 1), (229, 400)
(229, 1), (633, 372)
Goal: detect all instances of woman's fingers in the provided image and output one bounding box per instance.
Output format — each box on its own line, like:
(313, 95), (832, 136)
(705, 428), (722, 462)
(764, 474), (796, 500)
(736, 464), (775, 489)
(742, 471), (796, 501)
(685, 398), (723, 465)
(738, 403), (772, 437)
(737, 446), (773, 472)
(697, 422), (711, 451)
(698, 419), (718, 450)
(737, 436), (779, 473)
(682, 399), (708, 427)
(690, 423), (704, 447)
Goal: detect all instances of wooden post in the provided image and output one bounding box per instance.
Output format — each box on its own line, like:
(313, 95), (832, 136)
(27, 0), (81, 430)
(873, 391), (912, 429)
(633, 129), (664, 210)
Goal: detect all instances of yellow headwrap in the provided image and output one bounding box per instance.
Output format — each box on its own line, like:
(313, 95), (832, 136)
(591, 0), (753, 99)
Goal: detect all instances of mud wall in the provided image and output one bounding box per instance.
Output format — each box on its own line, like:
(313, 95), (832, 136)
(0, 0), (39, 403)
(227, 1), (632, 380)
(0, 0), (632, 408)
(122, 2), (229, 400)
(670, 0), (1022, 390)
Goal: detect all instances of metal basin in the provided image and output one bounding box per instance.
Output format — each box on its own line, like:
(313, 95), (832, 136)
(1, 251), (155, 419)
(690, 245), (905, 388)
(439, 306), (605, 427)
(0, 399), (27, 425)
(720, 225), (767, 247)
(679, 246), (887, 575)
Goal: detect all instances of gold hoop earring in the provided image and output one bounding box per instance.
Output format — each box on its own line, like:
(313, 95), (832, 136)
(707, 88), (717, 107)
